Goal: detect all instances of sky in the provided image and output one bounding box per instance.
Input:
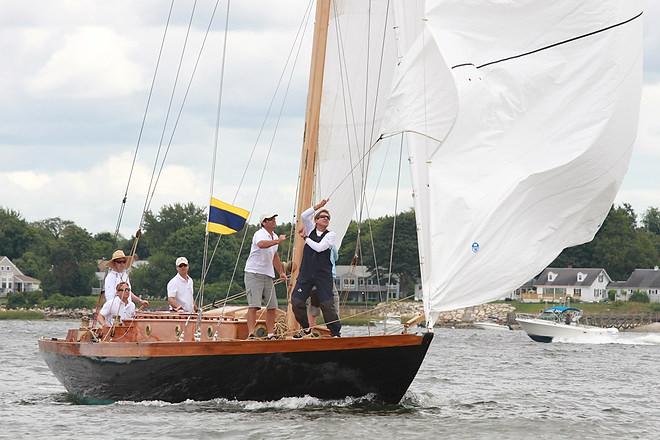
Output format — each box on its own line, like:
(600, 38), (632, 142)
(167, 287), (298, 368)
(1, 0), (658, 239)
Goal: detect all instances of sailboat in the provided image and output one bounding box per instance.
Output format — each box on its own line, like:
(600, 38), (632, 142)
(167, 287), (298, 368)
(38, 0), (643, 403)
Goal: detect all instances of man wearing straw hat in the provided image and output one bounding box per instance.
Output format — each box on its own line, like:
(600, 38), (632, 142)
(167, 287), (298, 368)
(244, 213), (287, 340)
(104, 249), (148, 307)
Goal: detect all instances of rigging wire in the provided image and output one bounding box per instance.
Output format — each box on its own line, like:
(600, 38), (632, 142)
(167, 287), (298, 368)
(220, 1), (314, 308)
(144, 0), (224, 215)
(113, 0), (176, 243)
(331, 0), (364, 265)
(199, 0), (232, 315)
(137, 0), (199, 233)
(386, 134), (405, 299)
(356, 0), (392, 283)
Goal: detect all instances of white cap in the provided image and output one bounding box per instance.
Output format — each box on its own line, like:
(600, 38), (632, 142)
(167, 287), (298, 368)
(175, 256), (189, 267)
(259, 213), (278, 224)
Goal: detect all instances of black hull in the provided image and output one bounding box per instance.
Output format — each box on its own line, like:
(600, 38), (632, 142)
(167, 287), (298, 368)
(40, 333), (433, 404)
(527, 334), (553, 343)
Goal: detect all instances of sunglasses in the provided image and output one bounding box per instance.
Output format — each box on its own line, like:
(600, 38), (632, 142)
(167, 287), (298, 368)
(178, 264), (188, 268)
(114, 260), (127, 264)
(317, 215), (330, 220)
(118, 288), (131, 292)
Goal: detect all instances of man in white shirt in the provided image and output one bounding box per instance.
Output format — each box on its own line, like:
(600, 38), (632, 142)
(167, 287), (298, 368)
(98, 282), (136, 327)
(291, 198), (341, 337)
(244, 213), (287, 339)
(167, 257), (195, 313)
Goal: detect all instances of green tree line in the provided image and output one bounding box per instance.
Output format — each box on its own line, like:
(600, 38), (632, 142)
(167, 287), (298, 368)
(1, 203), (659, 300)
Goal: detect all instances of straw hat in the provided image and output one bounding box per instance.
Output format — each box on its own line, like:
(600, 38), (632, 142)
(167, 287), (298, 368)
(101, 250), (135, 270)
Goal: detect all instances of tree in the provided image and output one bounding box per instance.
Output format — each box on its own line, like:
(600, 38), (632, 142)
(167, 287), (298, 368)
(92, 232), (120, 261)
(32, 217), (74, 240)
(130, 252), (174, 298)
(142, 203), (206, 253)
(0, 208), (33, 259)
(641, 207), (660, 235)
(551, 204), (658, 280)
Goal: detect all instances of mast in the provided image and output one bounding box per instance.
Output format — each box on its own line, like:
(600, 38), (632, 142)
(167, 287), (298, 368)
(287, 0), (332, 330)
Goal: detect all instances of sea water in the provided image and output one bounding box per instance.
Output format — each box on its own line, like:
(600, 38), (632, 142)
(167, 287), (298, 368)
(1, 320), (659, 439)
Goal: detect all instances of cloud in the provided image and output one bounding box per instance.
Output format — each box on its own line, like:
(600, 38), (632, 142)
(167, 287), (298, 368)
(26, 26), (145, 99)
(0, 0), (657, 237)
(635, 82), (660, 157)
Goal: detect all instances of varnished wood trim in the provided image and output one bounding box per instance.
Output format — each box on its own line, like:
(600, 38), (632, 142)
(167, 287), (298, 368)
(39, 333), (428, 358)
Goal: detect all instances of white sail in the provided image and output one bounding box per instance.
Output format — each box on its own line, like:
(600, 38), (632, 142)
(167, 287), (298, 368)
(383, 0), (643, 325)
(315, 0), (397, 249)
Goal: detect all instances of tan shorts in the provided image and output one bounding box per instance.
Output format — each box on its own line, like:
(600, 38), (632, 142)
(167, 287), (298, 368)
(245, 272), (278, 309)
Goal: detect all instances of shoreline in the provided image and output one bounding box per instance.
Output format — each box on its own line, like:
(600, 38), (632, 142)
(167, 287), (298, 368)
(2, 304), (659, 332)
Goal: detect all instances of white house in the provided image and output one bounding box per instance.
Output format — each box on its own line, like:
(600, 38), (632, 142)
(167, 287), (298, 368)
(533, 267), (611, 303)
(335, 265), (399, 302)
(613, 267), (660, 303)
(0, 256), (41, 297)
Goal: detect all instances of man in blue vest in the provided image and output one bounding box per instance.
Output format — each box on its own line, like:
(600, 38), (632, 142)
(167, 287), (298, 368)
(291, 198), (341, 337)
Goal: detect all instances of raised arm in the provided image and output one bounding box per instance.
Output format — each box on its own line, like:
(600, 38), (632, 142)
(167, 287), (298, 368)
(304, 230), (337, 253)
(300, 198), (329, 235)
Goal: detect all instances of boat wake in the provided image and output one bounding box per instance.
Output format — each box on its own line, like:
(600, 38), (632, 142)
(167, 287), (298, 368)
(116, 393), (405, 411)
(553, 332), (660, 345)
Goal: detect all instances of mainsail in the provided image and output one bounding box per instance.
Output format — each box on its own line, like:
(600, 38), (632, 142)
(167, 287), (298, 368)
(314, 0), (643, 327)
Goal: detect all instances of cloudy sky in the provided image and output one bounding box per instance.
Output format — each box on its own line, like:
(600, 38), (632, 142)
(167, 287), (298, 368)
(1, 1), (658, 238)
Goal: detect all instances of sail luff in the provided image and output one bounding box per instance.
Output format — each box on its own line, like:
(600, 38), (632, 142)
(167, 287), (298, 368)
(287, 0), (332, 331)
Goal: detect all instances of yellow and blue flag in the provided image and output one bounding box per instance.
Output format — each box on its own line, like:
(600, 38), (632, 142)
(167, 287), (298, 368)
(207, 197), (249, 235)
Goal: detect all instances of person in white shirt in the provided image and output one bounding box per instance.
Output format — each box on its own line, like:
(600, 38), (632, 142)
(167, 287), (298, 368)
(244, 213), (287, 339)
(291, 198), (341, 337)
(98, 282), (136, 327)
(103, 249), (148, 308)
(167, 257), (195, 313)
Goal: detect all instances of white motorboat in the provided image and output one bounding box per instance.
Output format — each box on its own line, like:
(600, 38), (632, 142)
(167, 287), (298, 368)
(473, 320), (511, 331)
(516, 306), (618, 343)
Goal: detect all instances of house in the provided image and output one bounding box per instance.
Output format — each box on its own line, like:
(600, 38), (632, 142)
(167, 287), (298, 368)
(510, 279), (536, 302)
(532, 267), (611, 303)
(335, 265), (399, 302)
(0, 256), (41, 297)
(612, 267), (660, 303)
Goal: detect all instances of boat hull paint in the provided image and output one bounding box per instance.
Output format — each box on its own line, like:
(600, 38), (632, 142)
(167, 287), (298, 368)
(517, 318), (618, 343)
(39, 333), (433, 403)
(527, 334), (553, 343)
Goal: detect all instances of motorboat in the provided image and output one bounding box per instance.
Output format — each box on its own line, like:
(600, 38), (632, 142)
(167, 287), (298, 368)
(516, 306), (618, 343)
(473, 318), (511, 331)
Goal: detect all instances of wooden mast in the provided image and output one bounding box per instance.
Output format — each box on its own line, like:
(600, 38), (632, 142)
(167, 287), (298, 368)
(287, 0), (332, 330)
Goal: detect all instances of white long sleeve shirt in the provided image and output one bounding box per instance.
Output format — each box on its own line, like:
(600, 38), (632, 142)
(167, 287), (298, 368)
(301, 207), (337, 253)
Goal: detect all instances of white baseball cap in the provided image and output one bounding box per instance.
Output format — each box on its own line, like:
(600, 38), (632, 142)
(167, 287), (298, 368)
(259, 213), (278, 224)
(175, 256), (189, 267)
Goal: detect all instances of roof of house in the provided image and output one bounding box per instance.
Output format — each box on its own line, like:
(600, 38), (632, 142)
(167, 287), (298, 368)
(0, 256), (25, 276)
(621, 268), (660, 289)
(14, 274), (40, 283)
(335, 265), (371, 278)
(534, 268), (610, 287)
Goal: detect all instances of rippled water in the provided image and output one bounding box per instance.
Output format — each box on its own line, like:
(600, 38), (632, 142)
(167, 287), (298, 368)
(1, 320), (659, 439)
